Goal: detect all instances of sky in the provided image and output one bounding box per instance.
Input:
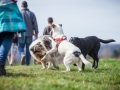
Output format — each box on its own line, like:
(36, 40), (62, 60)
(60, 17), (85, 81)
(17, 0), (120, 43)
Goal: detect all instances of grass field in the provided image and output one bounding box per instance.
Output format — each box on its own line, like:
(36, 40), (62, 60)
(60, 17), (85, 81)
(0, 58), (120, 90)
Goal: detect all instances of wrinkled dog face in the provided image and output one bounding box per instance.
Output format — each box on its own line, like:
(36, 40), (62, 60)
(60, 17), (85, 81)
(30, 42), (46, 58)
(30, 36), (52, 59)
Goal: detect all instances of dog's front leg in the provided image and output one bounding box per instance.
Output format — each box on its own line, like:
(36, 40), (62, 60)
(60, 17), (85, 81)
(41, 47), (57, 60)
(41, 62), (47, 69)
(41, 39), (57, 61)
(47, 62), (51, 69)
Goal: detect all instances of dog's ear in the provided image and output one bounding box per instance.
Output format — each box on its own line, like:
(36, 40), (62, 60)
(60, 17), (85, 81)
(52, 24), (56, 28)
(30, 46), (35, 53)
(43, 40), (52, 50)
(59, 24), (62, 27)
(30, 47), (34, 51)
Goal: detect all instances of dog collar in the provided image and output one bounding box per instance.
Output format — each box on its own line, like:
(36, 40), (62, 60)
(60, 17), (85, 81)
(55, 36), (67, 43)
(53, 36), (67, 48)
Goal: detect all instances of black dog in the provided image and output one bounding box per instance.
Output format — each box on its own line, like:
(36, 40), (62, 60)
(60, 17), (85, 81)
(69, 36), (115, 70)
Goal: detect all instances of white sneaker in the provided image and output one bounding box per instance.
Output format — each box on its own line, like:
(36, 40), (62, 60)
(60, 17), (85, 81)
(21, 55), (26, 65)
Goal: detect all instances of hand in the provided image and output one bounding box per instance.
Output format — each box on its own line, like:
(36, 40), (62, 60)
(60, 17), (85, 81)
(34, 33), (38, 39)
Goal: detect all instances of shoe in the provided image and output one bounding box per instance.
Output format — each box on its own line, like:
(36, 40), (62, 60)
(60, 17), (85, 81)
(0, 62), (6, 76)
(21, 55), (26, 65)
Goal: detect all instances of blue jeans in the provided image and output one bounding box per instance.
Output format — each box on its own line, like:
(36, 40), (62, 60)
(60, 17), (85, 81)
(0, 32), (14, 64)
(18, 36), (32, 65)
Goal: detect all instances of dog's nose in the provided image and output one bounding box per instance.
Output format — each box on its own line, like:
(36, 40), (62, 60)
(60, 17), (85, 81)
(35, 47), (41, 52)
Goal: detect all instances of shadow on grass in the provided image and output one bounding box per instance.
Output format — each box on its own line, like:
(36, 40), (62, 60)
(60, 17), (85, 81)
(6, 72), (35, 77)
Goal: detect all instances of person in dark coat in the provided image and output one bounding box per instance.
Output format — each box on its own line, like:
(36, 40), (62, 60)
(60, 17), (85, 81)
(43, 17), (53, 35)
(18, 1), (39, 66)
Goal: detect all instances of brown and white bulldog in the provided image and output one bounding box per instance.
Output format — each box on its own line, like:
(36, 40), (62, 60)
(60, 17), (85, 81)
(29, 35), (60, 69)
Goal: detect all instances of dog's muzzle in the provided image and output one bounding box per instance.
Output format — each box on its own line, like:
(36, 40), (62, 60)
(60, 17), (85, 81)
(30, 46), (41, 54)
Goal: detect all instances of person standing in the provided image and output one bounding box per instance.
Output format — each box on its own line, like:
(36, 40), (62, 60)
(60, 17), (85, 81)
(18, 1), (39, 66)
(43, 17), (53, 35)
(0, 0), (26, 76)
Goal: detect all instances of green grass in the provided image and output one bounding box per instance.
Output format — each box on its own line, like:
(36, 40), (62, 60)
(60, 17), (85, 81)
(0, 58), (120, 90)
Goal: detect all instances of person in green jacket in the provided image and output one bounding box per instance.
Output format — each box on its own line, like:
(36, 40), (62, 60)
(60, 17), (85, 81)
(0, 0), (26, 76)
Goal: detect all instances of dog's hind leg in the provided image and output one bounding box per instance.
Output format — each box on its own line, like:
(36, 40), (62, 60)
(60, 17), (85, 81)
(89, 47), (99, 69)
(93, 56), (99, 69)
(76, 60), (82, 72)
(81, 63), (85, 71)
(51, 58), (59, 69)
(61, 58), (71, 72)
(92, 44), (100, 69)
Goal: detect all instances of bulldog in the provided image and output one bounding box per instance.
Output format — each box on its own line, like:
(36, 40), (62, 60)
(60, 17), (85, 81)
(29, 35), (59, 69)
(41, 24), (92, 72)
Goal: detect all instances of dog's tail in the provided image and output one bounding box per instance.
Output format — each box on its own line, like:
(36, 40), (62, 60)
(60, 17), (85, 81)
(79, 54), (92, 68)
(99, 39), (115, 44)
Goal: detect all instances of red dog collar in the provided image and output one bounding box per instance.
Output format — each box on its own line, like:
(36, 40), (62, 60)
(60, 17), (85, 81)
(53, 36), (67, 48)
(55, 36), (67, 43)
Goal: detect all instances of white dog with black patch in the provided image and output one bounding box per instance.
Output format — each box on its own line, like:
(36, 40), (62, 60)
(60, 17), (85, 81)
(41, 24), (92, 72)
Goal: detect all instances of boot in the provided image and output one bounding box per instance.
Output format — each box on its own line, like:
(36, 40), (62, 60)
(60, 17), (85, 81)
(0, 62), (6, 76)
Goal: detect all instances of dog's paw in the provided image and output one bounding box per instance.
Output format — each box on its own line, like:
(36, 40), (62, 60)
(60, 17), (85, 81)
(41, 67), (46, 69)
(78, 69), (82, 72)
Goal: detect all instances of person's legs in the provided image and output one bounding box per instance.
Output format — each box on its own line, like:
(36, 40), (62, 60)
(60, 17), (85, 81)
(9, 44), (17, 66)
(9, 54), (14, 66)
(25, 36), (32, 65)
(7, 54), (11, 64)
(7, 49), (11, 64)
(0, 32), (14, 75)
(18, 37), (26, 65)
(18, 37), (25, 56)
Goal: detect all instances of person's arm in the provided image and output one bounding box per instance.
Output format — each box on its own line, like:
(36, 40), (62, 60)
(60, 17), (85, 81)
(43, 27), (47, 35)
(33, 31), (38, 39)
(31, 12), (39, 38)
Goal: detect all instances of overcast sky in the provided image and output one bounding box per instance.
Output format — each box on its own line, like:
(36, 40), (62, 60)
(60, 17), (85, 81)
(17, 0), (120, 43)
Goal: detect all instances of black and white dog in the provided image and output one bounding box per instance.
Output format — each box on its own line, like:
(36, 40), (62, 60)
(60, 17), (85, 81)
(69, 36), (115, 70)
(41, 24), (92, 72)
